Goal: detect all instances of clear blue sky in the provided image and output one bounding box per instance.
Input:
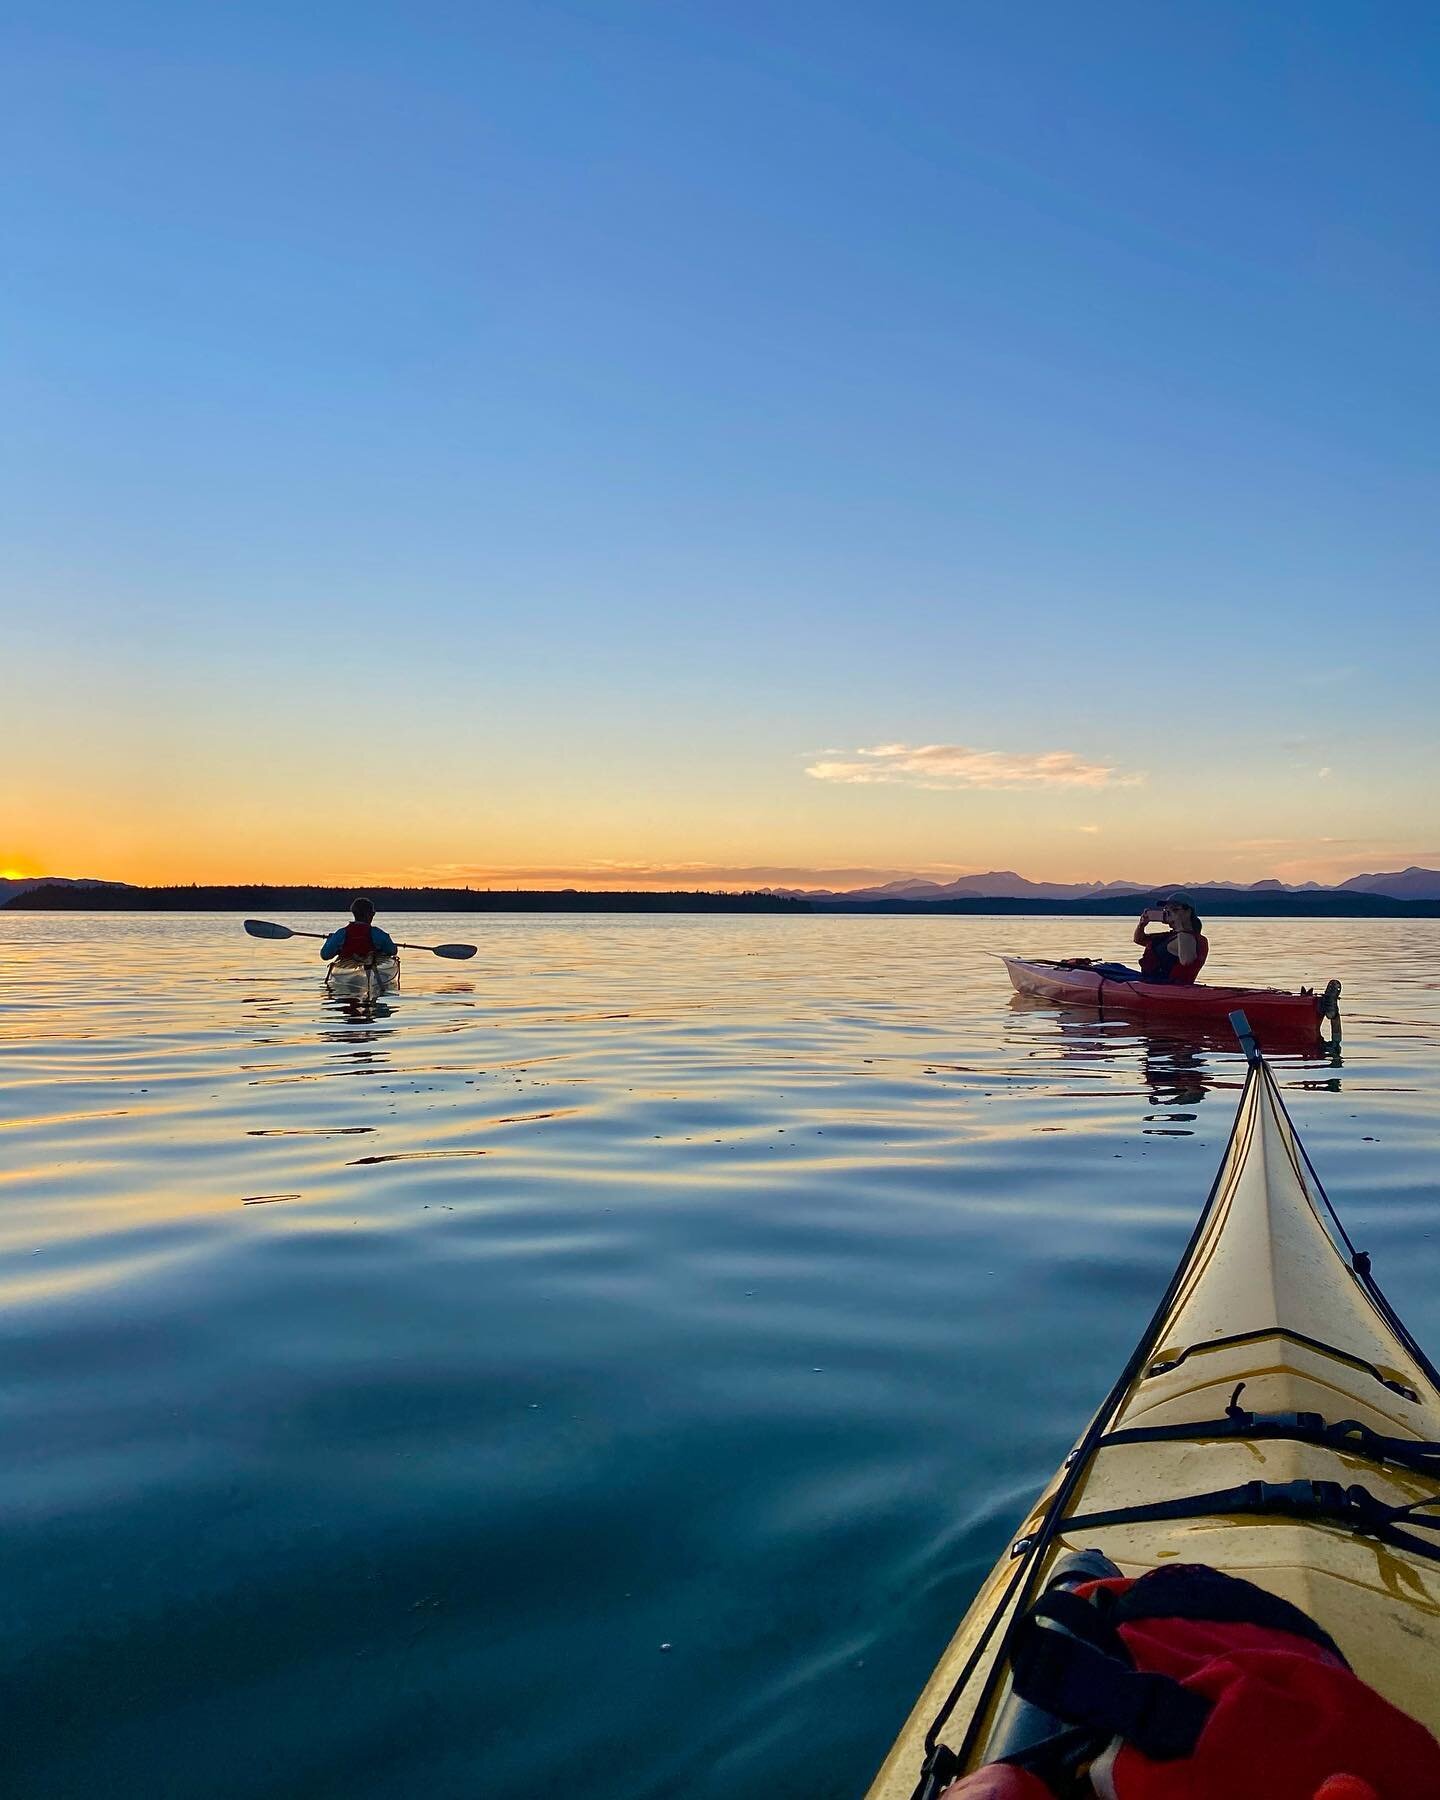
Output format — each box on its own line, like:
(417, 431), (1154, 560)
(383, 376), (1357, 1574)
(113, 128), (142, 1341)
(5, 1), (1437, 886)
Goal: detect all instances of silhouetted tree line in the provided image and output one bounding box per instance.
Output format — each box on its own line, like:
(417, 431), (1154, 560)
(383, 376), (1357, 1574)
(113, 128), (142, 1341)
(7, 882), (1437, 916)
(7, 883), (811, 914)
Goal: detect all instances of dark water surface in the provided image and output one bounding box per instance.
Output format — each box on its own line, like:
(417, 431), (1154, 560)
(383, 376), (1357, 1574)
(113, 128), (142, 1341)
(2, 914), (1437, 1798)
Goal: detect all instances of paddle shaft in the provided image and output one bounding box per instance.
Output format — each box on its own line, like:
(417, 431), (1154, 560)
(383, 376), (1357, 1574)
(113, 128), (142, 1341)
(244, 921), (474, 958)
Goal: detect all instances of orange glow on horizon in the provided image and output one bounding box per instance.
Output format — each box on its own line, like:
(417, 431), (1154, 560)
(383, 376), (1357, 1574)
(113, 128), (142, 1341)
(8, 844), (1437, 893)
(10, 791), (1436, 896)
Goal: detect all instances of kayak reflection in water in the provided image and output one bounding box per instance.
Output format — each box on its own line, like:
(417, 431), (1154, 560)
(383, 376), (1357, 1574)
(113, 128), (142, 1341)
(320, 895), (398, 967)
(1087, 893), (1209, 986)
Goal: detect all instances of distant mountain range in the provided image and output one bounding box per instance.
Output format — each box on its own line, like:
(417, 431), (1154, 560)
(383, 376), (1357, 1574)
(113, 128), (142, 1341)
(766, 866), (1440, 903)
(1335, 867), (1440, 900)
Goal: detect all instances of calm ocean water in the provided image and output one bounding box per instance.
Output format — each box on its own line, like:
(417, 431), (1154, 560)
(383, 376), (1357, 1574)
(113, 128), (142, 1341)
(2, 912), (1437, 1799)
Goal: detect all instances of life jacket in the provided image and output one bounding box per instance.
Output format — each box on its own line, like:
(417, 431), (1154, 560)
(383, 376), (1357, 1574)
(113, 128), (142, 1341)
(341, 919), (375, 962)
(1140, 933), (1208, 985)
(1001, 1563), (1440, 1800)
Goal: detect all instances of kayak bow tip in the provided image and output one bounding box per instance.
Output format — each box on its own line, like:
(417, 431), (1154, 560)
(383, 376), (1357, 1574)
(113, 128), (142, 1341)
(1229, 1009), (1261, 1065)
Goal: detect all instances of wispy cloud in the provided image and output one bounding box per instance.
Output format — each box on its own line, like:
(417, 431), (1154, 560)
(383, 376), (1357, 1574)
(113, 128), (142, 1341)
(1219, 836), (1438, 883)
(806, 743), (1143, 791)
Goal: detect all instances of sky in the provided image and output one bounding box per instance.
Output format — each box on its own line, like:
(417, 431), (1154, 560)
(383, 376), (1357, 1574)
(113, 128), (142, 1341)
(4, 1), (1438, 889)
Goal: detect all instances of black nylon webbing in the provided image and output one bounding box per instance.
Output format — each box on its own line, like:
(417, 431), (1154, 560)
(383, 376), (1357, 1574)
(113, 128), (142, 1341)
(1064, 1478), (1440, 1565)
(1098, 1412), (1440, 1476)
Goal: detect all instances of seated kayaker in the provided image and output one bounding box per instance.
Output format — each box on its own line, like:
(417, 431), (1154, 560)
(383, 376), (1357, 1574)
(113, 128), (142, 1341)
(1134, 893), (1207, 984)
(321, 896), (397, 965)
(1066, 896), (1208, 985)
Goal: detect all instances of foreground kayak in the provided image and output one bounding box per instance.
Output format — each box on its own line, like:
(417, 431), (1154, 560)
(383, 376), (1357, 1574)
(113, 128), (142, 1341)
(866, 1021), (1440, 1799)
(1003, 955), (1336, 1042)
(325, 956), (399, 997)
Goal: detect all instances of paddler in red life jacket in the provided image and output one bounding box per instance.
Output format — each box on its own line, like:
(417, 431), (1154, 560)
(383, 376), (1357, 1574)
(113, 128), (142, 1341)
(321, 896), (398, 966)
(1133, 893), (1208, 984)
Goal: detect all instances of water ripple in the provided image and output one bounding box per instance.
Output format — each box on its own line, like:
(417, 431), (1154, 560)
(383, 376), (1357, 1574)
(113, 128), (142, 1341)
(0, 911), (1437, 1799)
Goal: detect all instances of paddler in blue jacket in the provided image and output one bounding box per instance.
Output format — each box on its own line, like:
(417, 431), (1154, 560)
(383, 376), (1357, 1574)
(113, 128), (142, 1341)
(321, 897), (397, 964)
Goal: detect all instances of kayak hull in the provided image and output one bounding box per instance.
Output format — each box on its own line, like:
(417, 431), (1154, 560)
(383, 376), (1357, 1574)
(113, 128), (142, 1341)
(326, 956), (399, 997)
(866, 1051), (1440, 1798)
(1004, 955), (1327, 1040)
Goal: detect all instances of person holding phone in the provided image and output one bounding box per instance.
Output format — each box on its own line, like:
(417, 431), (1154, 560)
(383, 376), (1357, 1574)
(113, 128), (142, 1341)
(1075, 894), (1209, 984)
(1133, 893), (1208, 984)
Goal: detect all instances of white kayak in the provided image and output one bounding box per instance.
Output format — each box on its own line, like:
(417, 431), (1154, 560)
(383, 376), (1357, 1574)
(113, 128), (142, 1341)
(865, 1016), (1440, 1798)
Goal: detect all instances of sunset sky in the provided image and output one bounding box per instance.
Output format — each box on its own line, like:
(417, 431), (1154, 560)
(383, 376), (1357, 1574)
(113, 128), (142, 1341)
(6, 3), (1437, 889)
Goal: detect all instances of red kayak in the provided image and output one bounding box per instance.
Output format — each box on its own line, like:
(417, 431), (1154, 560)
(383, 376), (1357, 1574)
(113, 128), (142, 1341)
(1003, 955), (1339, 1040)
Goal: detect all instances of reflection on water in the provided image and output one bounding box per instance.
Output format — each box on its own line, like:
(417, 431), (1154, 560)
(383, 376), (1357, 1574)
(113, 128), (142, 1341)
(1143, 1044), (1207, 1130)
(0, 912), (1436, 1800)
(1007, 990), (1347, 1135)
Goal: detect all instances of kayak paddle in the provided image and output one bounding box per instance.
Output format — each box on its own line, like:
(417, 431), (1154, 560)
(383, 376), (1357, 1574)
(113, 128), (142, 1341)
(243, 919), (478, 959)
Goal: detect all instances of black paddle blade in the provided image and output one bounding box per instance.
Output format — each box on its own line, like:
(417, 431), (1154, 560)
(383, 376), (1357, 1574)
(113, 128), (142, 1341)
(244, 919), (295, 940)
(431, 943), (478, 960)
